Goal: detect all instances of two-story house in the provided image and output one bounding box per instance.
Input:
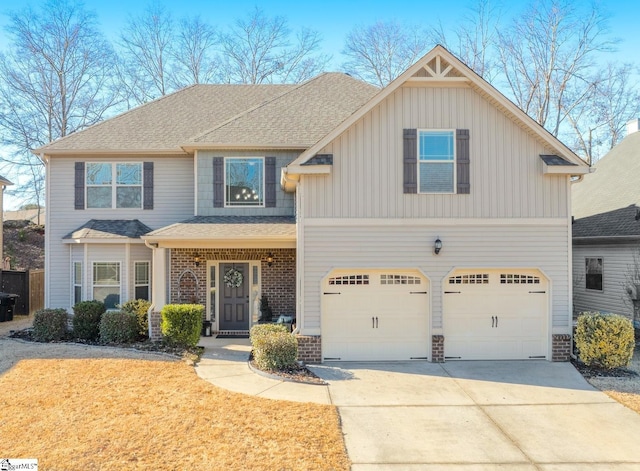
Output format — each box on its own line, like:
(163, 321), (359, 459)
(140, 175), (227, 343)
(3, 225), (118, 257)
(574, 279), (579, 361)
(37, 46), (589, 363)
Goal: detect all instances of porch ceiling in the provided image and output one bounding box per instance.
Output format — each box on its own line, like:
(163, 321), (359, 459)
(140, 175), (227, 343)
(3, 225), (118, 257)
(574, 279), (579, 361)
(142, 216), (296, 247)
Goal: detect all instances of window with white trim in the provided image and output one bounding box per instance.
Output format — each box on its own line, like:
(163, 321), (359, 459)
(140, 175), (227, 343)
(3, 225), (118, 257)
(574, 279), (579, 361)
(380, 274), (421, 285)
(418, 130), (455, 193)
(73, 262), (82, 305)
(585, 257), (603, 291)
(93, 262), (121, 309)
(86, 163), (142, 208)
(134, 261), (150, 300)
(225, 158), (264, 206)
(328, 274), (369, 285)
(448, 274), (489, 284)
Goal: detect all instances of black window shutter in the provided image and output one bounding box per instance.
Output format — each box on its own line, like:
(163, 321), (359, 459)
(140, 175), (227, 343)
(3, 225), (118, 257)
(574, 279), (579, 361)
(213, 157), (224, 208)
(403, 129), (417, 194)
(74, 162), (85, 210)
(143, 162), (154, 209)
(456, 129), (470, 194)
(265, 157), (276, 207)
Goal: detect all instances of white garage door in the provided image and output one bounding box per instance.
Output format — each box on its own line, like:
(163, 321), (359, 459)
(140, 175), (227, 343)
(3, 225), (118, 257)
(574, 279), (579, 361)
(321, 270), (429, 361)
(444, 270), (548, 360)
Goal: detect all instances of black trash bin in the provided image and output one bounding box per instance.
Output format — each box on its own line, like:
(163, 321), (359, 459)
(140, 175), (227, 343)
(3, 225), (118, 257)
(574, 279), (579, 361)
(0, 293), (19, 322)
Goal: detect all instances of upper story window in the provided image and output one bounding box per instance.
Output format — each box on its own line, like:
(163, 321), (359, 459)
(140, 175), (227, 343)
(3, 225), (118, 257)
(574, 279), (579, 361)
(225, 158), (264, 206)
(86, 163), (142, 209)
(418, 130), (455, 193)
(585, 257), (603, 291)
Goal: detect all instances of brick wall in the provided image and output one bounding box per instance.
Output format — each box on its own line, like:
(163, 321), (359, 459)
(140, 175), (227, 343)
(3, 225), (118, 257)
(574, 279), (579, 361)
(149, 311), (162, 341)
(432, 335), (444, 363)
(297, 335), (321, 363)
(552, 334), (572, 362)
(170, 248), (296, 317)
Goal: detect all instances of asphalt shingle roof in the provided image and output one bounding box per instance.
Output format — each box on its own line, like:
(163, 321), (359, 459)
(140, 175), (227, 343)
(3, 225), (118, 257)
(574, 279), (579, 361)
(572, 131), (640, 238)
(37, 73), (379, 153)
(145, 216), (296, 240)
(64, 219), (152, 240)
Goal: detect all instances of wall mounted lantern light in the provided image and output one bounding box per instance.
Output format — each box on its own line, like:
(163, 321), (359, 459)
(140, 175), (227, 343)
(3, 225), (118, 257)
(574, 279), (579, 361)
(266, 253), (274, 267)
(434, 237), (443, 255)
(194, 254), (201, 267)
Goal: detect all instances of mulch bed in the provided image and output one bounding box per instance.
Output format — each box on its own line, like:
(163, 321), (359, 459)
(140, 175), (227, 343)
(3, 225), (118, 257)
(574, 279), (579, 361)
(570, 357), (639, 379)
(248, 351), (326, 385)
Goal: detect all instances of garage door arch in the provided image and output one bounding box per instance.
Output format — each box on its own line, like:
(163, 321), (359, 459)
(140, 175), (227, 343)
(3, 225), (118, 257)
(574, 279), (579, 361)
(443, 268), (549, 360)
(321, 269), (431, 361)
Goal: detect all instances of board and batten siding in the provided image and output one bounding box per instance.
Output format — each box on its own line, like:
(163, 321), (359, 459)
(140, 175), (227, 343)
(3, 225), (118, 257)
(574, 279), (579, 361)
(301, 222), (570, 335)
(573, 243), (637, 319)
(47, 155), (194, 311)
(196, 150), (297, 216)
(302, 86), (569, 219)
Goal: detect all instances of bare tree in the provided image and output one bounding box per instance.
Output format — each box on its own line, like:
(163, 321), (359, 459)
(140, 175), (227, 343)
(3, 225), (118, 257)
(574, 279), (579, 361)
(0, 0), (122, 208)
(220, 7), (329, 84)
(430, 0), (502, 81)
(170, 15), (219, 88)
(565, 63), (640, 164)
(342, 20), (431, 87)
(119, 1), (175, 102)
(496, 0), (616, 137)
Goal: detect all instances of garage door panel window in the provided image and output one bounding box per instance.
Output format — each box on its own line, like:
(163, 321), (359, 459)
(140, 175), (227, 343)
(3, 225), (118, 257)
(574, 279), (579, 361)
(500, 274), (540, 284)
(448, 273), (489, 284)
(380, 274), (421, 285)
(328, 274), (369, 285)
(585, 257), (603, 291)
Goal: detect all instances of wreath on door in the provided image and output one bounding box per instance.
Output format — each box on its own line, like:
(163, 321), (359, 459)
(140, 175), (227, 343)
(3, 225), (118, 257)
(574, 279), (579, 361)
(223, 268), (244, 288)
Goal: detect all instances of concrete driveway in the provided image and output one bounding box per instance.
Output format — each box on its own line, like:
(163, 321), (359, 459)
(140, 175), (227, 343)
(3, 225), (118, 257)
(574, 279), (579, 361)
(309, 361), (640, 470)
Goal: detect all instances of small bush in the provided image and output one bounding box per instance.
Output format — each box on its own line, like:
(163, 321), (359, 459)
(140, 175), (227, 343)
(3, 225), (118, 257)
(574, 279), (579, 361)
(575, 312), (635, 369)
(251, 327), (298, 371)
(72, 301), (106, 340)
(161, 304), (203, 347)
(32, 308), (68, 341)
(100, 311), (139, 344)
(121, 299), (152, 337)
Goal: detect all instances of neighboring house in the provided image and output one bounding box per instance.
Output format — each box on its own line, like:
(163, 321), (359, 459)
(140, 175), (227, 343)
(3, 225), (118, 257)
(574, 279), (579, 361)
(36, 46), (589, 363)
(572, 120), (640, 326)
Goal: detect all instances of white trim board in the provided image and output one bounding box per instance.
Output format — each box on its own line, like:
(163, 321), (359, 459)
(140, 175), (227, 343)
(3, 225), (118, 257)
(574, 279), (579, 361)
(303, 218), (567, 227)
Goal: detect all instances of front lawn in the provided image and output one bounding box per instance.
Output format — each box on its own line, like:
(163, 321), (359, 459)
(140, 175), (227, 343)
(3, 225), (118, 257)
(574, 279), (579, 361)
(0, 358), (349, 470)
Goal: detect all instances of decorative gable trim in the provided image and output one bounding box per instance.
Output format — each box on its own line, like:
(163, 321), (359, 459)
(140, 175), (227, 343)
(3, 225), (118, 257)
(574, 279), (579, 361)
(74, 162), (85, 210)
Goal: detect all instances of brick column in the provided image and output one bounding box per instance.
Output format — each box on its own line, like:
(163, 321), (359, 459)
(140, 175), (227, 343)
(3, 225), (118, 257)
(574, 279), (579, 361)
(149, 311), (162, 341)
(296, 335), (321, 363)
(552, 334), (571, 361)
(432, 335), (445, 363)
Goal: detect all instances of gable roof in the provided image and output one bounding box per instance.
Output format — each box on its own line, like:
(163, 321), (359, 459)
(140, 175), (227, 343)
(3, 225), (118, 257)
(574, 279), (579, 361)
(287, 45), (588, 172)
(35, 73), (378, 155)
(572, 131), (640, 239)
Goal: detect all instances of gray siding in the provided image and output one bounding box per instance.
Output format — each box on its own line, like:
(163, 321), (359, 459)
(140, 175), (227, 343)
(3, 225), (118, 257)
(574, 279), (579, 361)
(303, 86), (569, 219)
(302, 222), (570, 335)
(197, 150), (296, 216)
(47, 155), (193, 311)
(572, 243), (637, 319)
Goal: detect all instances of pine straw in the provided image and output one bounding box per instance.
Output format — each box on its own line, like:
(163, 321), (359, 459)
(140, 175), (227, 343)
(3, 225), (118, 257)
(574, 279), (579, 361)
(0, 359), (349, 470)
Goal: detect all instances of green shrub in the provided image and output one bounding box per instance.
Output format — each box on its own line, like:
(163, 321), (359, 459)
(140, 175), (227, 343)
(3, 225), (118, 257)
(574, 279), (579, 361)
(32, 308), (68, 341)
(72, 300), (106, 340)
(251, 328), (298, 371)
(160, 304), (203, 347)
(250, 323), (288, 341)
(100, 310), (139, 344)
(575, 312), (635, 369)
(121, 299), (152, 337)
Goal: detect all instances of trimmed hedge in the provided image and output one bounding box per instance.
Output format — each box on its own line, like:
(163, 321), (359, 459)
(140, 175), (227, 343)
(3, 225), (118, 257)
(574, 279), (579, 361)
(575, 311), (635, 369)
(161, 304), (203, 347)
(250, 324), (297, 371)
(72, 301), (106, 340)
(33, 308), (68, 342)
(100, 310), (139, 344)
(121, 299), (152, 337)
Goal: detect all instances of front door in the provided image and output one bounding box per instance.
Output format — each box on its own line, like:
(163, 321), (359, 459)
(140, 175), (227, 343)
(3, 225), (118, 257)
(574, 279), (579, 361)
(219, 263), (250, 330)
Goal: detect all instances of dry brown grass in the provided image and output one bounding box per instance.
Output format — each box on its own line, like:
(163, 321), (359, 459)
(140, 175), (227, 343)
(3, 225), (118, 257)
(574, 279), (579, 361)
(603, 391), (640, 414)
(0, 358), (349, 470)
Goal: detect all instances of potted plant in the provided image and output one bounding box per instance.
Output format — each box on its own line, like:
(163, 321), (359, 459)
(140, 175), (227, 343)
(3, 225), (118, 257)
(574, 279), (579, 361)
(258, 297), (273, 323)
